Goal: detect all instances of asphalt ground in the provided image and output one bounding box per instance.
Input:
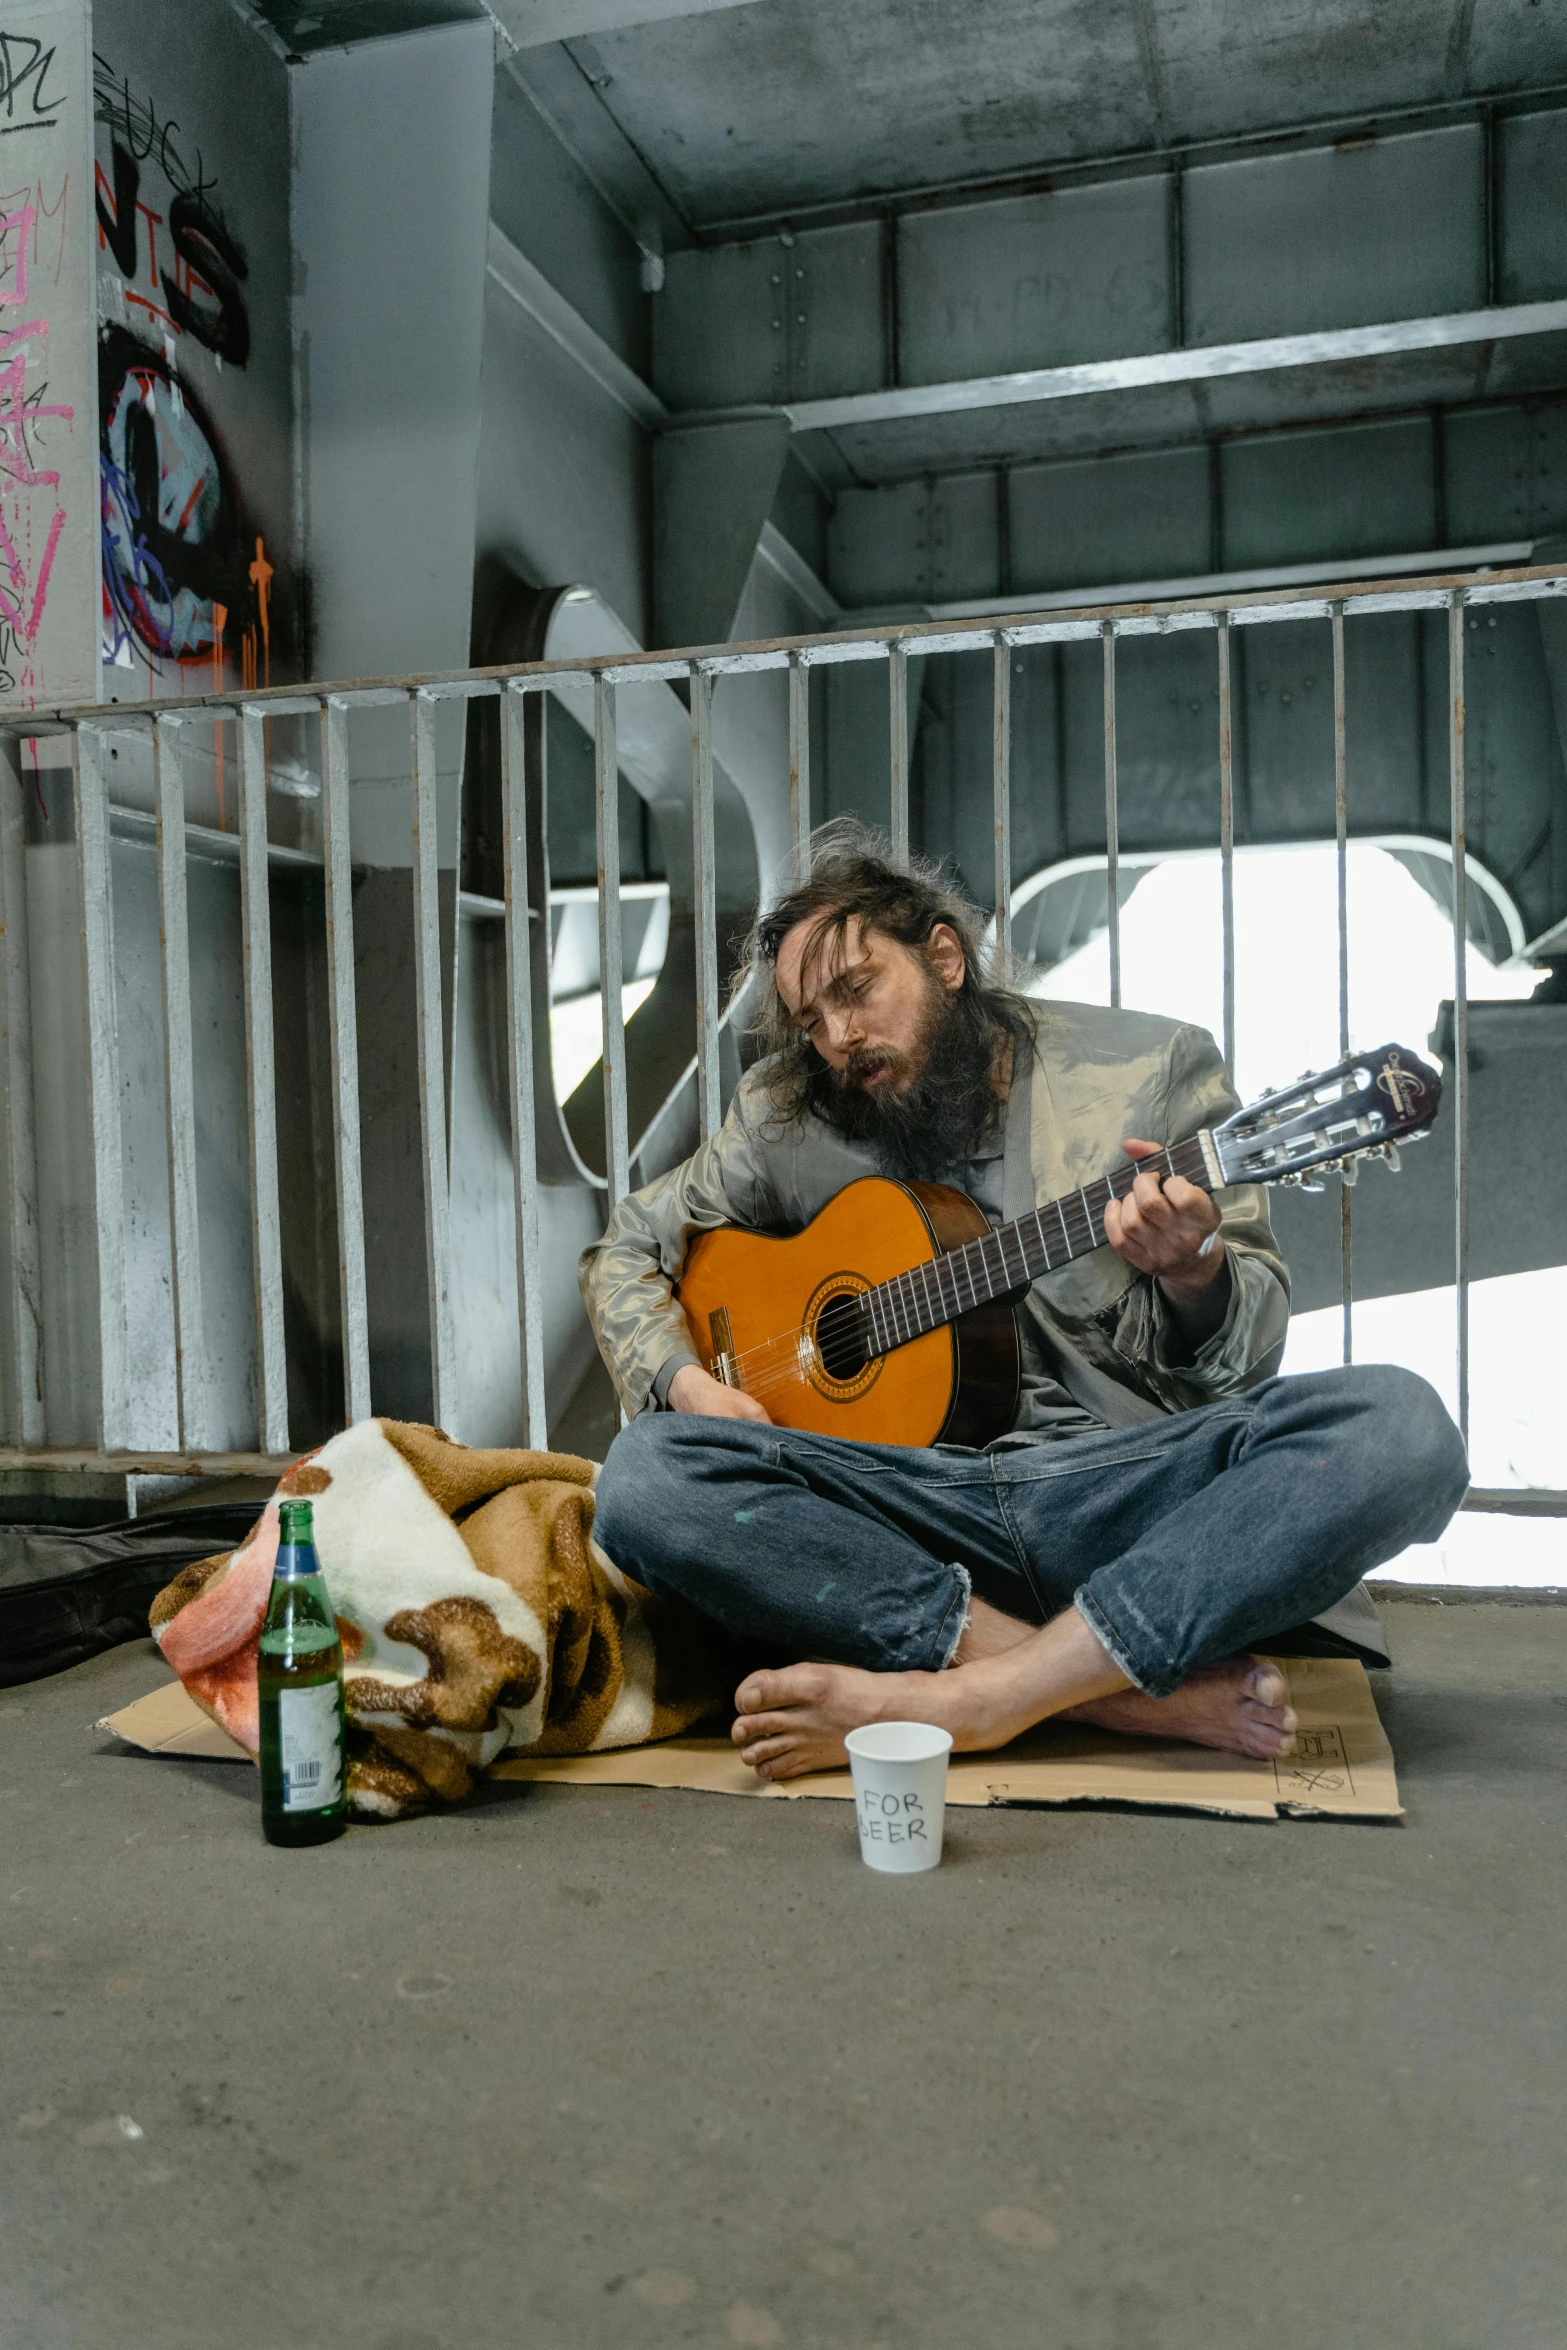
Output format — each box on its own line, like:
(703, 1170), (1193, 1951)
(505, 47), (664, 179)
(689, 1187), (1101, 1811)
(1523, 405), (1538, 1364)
(2, 1597), (1563, 2350)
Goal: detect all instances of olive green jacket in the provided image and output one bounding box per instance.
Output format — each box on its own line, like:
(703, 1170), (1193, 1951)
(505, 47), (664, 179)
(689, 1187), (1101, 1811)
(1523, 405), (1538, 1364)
(579, 998), (1290, 1424)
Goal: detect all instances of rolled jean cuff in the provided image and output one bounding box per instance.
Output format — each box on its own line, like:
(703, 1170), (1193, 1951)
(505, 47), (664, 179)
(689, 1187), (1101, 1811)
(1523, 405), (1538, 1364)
(930, 1562), (972, 1670)
(1073, 1583), (1165, 1697)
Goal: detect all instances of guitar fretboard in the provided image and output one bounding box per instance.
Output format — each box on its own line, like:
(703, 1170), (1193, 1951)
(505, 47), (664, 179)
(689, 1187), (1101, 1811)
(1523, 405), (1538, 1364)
(858, 1135), (1212, 1358)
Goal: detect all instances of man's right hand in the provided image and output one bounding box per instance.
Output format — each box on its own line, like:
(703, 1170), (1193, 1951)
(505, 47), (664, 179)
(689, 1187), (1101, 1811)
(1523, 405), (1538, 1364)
(668, 1364), (772, 1424)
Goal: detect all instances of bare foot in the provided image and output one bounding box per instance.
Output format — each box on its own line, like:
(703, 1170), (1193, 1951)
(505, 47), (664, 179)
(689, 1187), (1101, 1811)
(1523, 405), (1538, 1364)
(1063, 1656), (1297, 1760)
(732, 1661), (955, 1781)
(730, 1604), (1128, 1781)
(729, 1628), (1296, 1782)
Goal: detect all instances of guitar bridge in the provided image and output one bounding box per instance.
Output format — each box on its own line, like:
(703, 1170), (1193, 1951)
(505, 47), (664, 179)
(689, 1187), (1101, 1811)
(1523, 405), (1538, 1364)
(708, 1307), (738, 1387)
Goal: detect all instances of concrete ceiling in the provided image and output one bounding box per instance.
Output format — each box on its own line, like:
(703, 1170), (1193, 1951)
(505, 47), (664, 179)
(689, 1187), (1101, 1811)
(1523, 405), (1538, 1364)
(569, 0), (1567, 232)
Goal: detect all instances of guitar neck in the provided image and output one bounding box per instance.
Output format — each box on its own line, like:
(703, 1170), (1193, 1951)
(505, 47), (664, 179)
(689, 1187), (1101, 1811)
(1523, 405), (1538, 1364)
(860, 1133), (1216, 1357)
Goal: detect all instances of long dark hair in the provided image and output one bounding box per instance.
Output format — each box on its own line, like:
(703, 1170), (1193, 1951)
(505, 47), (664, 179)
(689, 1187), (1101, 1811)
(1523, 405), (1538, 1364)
(738, 826), (1033, 1128)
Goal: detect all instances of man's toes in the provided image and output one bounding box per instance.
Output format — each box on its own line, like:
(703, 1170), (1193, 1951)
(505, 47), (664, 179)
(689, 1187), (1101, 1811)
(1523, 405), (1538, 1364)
(739, 1734), (798, 1771)
(733, 1664), (826, 1715)
(1244, 1659), (1289, 1708)
(1238, 1715), (1297, 1758)
(730, 1708), (800, 1749)
(1242, 1697), (1298, 1737)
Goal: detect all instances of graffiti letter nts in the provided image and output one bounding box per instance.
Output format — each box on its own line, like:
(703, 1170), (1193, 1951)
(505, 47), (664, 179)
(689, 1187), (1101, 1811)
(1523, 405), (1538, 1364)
(161, 191), (248, 367)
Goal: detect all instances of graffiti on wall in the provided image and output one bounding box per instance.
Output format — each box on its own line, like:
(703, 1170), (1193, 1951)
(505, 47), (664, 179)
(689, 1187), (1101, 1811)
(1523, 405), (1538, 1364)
(93, 55), (271, 692)
(0, 14), (89, 705)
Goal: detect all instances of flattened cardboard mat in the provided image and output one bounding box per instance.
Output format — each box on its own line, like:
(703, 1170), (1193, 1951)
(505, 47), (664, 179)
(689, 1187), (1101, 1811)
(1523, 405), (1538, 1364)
(100, 1656), (1400, 1822)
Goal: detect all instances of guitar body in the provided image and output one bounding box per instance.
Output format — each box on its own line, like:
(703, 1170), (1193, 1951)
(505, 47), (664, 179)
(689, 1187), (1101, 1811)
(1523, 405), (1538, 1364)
(676, 1177), (1021, 1448)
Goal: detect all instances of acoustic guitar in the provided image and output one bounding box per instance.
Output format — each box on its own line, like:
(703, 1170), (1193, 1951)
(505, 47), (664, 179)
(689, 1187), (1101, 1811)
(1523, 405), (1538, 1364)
(675, 1044), (1441, 1448)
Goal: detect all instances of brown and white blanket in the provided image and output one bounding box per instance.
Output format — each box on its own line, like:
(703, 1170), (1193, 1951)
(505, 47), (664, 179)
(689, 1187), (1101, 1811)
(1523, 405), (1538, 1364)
(149, 1419), (731, 1818)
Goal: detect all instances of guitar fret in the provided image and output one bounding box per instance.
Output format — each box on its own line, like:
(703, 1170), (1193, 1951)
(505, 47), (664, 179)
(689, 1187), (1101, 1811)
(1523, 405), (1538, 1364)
(848, 1125), (1225, 1377)
(918, 1258), (938, 1333)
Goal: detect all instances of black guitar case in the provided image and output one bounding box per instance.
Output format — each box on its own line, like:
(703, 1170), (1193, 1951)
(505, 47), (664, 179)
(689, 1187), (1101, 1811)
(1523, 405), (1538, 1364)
(0, 1505), (264, 1688)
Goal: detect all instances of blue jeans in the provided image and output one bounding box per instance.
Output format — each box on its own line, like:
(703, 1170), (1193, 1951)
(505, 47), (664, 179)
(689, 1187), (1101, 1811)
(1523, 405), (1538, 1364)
(593, 1367), (1468, 1697)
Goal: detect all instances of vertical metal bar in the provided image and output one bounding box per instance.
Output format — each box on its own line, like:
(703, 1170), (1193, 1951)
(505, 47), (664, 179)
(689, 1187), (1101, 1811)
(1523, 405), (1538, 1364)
(320, 698), (371, 1424)
(412, 693), (458, 1434)
(691, 663), (722, 1142)
(0, 733), (42, 1445)
(788, 652), (811, 881)
(236, 708), (288, 1454)
(1449, 591), (1470, 1449)
(992, 634), (1012, 961)
(501, 683), (546, 1447)
(888, 643), (909, 861)
(73, 726), (128, 1450)
(1101, 621), (1121, 1009)
(1331, 601), (1353, 1370)
(154, 718), (205, 1450)
(595, 674), (630, 1211)
(1217, 614), (1235, 1082)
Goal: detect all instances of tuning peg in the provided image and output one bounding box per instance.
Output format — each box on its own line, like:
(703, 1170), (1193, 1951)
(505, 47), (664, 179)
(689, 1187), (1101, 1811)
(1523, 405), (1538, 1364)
(1341, 1157), (1358, 1187)
(1298, 1178), (1325, 1194)
(1381, 1142), (1402, 1172)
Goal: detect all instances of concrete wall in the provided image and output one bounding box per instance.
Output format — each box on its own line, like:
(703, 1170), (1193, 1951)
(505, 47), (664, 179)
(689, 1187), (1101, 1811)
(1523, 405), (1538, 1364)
(94, 0), (299, 711)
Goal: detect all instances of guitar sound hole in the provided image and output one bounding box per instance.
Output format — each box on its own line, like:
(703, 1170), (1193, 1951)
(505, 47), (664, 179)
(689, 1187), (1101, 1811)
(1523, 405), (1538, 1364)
(816, 1291), (871, 1382)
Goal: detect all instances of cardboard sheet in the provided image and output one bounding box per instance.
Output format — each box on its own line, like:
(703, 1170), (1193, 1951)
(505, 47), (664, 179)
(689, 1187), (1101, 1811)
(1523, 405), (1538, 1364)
(101, 1656), (1400, 1821)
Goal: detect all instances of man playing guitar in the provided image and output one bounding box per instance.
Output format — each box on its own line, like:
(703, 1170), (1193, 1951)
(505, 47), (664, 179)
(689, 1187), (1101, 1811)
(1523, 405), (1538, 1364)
(585, 837), (1468, 1782)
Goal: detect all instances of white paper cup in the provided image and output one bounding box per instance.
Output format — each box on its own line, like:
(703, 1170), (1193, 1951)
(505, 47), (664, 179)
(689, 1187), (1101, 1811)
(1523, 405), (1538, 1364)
(844, 1721), (954, 1874)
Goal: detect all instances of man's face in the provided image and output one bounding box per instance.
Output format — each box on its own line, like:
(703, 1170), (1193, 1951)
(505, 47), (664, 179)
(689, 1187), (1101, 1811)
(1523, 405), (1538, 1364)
(775, 914), (966, 1093)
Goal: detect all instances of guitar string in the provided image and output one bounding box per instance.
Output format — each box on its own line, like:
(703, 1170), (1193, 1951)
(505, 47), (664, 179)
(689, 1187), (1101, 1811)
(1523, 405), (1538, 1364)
(715, 1144), (1206, 1396)
(712, 1140), (1208, 1399)
(718, 1141), (1197, 1384)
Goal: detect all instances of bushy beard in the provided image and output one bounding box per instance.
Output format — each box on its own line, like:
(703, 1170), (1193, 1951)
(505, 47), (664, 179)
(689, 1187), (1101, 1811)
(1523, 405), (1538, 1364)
(809, 978), (1007, 1182)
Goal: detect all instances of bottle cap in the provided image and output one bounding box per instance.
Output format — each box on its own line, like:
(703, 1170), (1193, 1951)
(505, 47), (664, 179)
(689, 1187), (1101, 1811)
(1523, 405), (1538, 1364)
(278, 1497), (314, 1545)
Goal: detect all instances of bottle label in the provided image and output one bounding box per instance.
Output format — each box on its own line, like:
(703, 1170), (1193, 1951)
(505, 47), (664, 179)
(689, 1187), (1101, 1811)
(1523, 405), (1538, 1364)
(278, 1683), (343, 1812)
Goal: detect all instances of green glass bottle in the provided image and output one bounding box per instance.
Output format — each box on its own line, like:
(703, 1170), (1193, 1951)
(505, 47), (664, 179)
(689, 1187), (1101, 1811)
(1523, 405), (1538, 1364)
(258, 1498), (348, 1847)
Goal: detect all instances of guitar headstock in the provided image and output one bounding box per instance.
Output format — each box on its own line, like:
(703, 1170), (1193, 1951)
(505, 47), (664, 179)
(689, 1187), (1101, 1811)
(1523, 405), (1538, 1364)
(1209, 1045), (1442, 1190)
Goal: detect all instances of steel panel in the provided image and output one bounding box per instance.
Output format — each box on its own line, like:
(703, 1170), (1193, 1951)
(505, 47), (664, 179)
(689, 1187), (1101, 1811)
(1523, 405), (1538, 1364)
(1185, 125), (1484, 344)
(898, 176), (1171, 387)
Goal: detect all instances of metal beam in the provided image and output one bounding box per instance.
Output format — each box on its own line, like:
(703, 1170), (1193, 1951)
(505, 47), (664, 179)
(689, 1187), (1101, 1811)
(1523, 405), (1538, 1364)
(771, 301), (1567, 434)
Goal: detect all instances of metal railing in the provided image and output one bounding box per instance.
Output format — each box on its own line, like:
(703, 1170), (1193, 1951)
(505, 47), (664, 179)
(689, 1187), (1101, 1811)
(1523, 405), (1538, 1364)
(2, 557), (1565, 1508)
